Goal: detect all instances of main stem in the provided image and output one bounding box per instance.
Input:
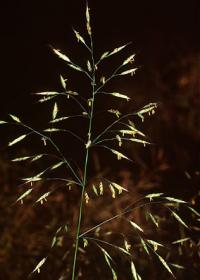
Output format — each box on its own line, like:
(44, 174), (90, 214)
(71, 38), (95, 280)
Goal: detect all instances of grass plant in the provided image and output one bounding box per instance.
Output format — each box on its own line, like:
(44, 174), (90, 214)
(1, 4), (199, 280)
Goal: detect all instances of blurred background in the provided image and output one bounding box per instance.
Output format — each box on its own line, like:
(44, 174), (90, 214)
(0, 0), (199, 279)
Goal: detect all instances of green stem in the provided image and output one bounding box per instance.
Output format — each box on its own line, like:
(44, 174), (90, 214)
(71, 149), (89, 280)
(71, 34), (95, 280)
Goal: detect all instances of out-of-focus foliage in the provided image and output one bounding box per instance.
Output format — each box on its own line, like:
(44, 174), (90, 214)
(0, 138), (199, 279)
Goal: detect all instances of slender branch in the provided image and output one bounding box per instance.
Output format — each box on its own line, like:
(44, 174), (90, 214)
(95, 41), (132, 67)
(19, 122), (83, 185)
(94, 136), (141, 145)
(46, 129), (84, 144)
(94, 64), (124, 95)
(79, 200), (169, 238)
(14, 177), (81, 194)
(83, 236), (131, 257)
(60, 93), (88, 114)
(50, 114), (88, 122)
(45, 178), (82, 187)
(68, 59), (93, 82)
(92, 111), (138, 144)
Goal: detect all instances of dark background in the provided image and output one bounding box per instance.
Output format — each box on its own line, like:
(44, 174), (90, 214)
(0, 0), (200, 279)
(0, 0), (199, 114)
